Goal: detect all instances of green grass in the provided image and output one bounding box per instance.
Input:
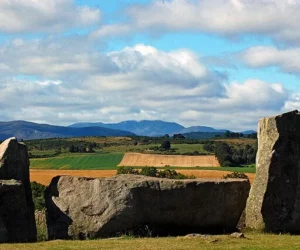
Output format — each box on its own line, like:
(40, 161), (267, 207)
(1, 232), (300, 250)
(30, 153), (123, 170)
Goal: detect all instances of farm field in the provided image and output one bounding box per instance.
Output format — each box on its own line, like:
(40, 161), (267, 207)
(30, 169), (117, 185)
(1, 232), (299, 250)
(30, 153), (123, 170)
(29, 169), (255, 185)
(119, 153), (220, 167)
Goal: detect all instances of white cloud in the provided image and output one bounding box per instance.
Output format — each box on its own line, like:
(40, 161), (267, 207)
(125, 0), (300, 43)
(0, 37), (118, 77)
(90, 24), (132, 39)
(241, 46), (300, 74)
(220, 79), (288, 111)
(0, 0), (101, 33)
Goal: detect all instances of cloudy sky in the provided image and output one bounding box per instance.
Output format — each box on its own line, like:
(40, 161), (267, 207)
(1, 0), (300, 131)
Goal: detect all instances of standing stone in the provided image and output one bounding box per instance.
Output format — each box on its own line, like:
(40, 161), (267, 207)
(246, 110), (300, 232)
(46, 175), (250, 239)
(0, 180), (32, 243)
(0, 137), (37, 242)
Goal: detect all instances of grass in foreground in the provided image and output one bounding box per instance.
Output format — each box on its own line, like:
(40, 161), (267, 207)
(1, 232), (300, 250)
(30, 153), (123, 170)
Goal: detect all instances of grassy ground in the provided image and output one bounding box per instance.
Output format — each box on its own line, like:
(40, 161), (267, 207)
(30, 153), (123, 170)
(1, 232), (300, 250)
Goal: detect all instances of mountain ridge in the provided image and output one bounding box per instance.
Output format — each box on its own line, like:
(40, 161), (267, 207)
(0, 120), (135, 140)
(70, 120), (256, 136)
(0, 119), (256, 140)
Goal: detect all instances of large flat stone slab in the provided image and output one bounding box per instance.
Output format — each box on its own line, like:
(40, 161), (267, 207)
(46, 174), (250, 239)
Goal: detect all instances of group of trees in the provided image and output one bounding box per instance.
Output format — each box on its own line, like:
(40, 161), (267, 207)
(224, 130), (257, 139)
(117, 166), (195, 179)
(224, 130), (244, 138)
(215, 142), (257, 167)
(31, 181), (46, 211)
(69, 143), (96, 153)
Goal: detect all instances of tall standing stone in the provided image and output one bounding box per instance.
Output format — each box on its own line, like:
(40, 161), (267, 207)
(0, 137), (37, 242)
(246, 110), (300, 232)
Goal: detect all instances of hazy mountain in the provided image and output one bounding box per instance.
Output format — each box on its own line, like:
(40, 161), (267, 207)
(70, 120), (185, 136)
(180, 126), (227, 134)
(0, 121), (135, 140)
(240, 130), (257, 135)
(182, 132), (226, 139)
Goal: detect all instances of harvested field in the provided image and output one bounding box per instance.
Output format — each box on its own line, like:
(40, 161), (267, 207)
(177, 170), (254, 183)
(118, 153), (220, 167)
(30, 169), (254, 186)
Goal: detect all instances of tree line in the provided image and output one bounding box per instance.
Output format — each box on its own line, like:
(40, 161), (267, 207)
(215, 142), (257, 167)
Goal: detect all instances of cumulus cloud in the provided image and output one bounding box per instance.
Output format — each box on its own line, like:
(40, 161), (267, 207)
(240, 46), (300, 74)
(123, 0), (300, 43)
(0, 0), (101, 33)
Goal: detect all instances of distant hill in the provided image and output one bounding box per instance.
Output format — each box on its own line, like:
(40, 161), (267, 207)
(69, 120), (185, 137)
(70, 120), (257, 137)
(182, 132), (226, 139)
(0, 121), (135, 140)
(240, 130), (257, 135)
(180, 126), (227, 134)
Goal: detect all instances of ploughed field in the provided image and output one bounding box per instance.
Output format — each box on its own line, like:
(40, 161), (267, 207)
(30, 169), (255, 185)
(119, 153), (220, 167)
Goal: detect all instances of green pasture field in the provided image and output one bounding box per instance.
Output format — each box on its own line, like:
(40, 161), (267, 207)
(30, 153), (123, 170)
(1, 232), (299, 250)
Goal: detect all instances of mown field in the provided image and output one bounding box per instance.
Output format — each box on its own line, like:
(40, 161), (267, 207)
(30, 153), (123, 170)
(119, 153), (220, 167)
(1, 232), (300, 250)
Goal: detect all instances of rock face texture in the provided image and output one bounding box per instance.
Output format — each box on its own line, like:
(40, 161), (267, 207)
(246, 110), (300, 232)
(0, 137), (37, 242)
(46, 175), (250, 239)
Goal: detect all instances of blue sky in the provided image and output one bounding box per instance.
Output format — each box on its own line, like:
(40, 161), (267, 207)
(0, 0), (300, 131)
